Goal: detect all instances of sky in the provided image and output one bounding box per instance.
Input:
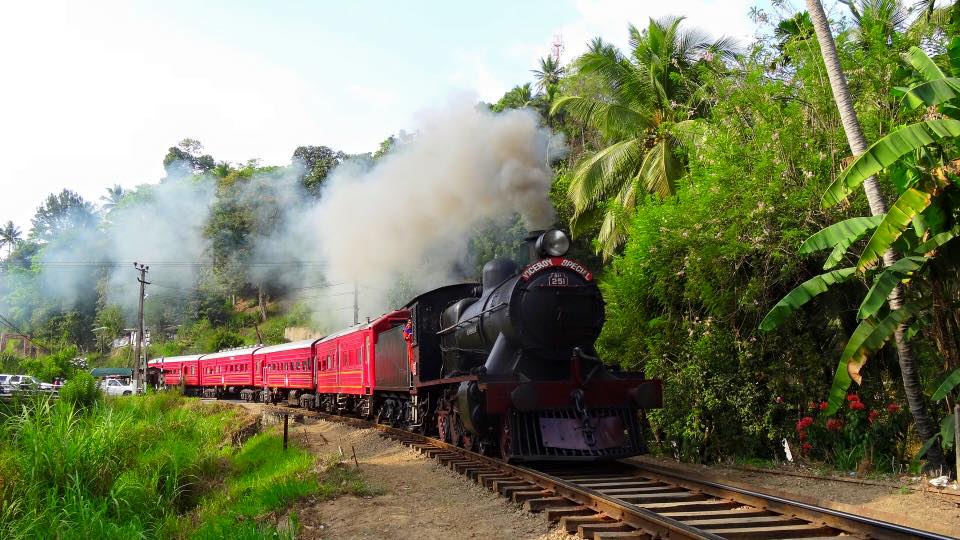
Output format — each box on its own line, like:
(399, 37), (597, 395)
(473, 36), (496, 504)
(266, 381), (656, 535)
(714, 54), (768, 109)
(0, 0), (791, 233)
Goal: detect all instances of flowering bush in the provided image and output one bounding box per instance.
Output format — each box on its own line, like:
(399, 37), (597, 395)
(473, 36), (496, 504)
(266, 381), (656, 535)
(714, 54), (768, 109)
(793, 394), (909, 472)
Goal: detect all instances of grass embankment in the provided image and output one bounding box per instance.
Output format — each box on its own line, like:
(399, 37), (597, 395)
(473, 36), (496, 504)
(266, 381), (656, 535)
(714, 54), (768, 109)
(0, 392), (372, 539)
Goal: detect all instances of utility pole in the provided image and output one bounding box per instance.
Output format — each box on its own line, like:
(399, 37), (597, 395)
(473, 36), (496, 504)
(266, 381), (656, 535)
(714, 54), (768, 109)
(353, 281), (359, 326)
(133, 262), (150, 393)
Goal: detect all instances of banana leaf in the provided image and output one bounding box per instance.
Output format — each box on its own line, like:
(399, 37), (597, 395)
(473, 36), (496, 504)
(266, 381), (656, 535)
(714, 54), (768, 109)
(827, 307), (917, 415)
(916, 226), (960, 254)
(822, 120), (960, 207)
(849, 305), (918, 384)
(857, 189), (933, 271)
(931, 368), (960, 402)
(913, 433), (941, 464)
(950, 37), (960, 76)
(759, 268), (856, 332)
(901, 78), (960, 109)
(906, 46), (946, 82)
(799, 216), (882, 269)
(941, 414), (956, 451)
(857, 257), (926, 320)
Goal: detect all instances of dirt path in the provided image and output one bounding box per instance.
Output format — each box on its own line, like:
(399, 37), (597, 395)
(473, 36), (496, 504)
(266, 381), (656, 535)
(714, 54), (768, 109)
(278, 416), (573, 540)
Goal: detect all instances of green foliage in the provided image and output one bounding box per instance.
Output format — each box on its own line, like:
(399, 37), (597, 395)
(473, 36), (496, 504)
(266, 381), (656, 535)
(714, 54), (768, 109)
(794, 394), (910, 472)
(759, 268), (856, 332)
(769, 43), (960, 440)
(28, 190), (97, 243)
(163, 139), (215, 176)
(856, 188), (932, 270)
(597, 47), (846, 460)
(291, 145), (346, 194)
(0, 394), (319, 539)
(798, 216), (882, 269)
(822, 120), (960, 207)
(552, 17), (736, 259)
(18, 346), (81, 382)
(58, 371), (101, 409)
(931, 368), (960, 401)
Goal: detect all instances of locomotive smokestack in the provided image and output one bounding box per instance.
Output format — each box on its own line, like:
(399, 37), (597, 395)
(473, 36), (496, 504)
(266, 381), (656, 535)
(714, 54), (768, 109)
(524, 230), (545, 263)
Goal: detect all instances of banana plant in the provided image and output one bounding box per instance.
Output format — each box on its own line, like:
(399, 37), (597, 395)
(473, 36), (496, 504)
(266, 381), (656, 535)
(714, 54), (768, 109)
(915, 368), (960, 463)
(762, 40), (960, 415)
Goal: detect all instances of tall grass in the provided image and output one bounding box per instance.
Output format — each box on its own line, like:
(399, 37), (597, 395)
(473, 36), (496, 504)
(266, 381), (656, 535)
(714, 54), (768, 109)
(0, 393), (320, 539)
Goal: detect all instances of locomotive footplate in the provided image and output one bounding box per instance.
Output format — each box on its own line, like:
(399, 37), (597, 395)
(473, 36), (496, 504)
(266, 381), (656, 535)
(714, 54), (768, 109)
(482, 377), (662, 461)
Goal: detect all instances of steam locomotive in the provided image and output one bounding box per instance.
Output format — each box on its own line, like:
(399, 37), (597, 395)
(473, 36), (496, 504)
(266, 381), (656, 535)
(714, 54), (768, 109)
(148, 230), (662, 461)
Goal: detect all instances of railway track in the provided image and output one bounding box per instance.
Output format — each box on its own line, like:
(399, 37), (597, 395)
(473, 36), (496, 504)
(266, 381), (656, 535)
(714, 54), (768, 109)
(261, 405), (954, 540)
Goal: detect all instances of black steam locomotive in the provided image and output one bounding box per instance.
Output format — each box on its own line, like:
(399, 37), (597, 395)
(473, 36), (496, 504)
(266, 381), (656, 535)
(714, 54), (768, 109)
(400, 229), (662, 461)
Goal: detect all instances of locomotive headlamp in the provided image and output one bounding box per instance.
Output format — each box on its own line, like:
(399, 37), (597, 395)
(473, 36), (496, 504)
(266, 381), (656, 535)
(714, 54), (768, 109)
(537, 229), (570, 257)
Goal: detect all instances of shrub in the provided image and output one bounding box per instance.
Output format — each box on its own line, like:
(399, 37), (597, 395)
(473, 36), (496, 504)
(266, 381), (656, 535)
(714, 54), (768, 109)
(58, 372), (101, 409)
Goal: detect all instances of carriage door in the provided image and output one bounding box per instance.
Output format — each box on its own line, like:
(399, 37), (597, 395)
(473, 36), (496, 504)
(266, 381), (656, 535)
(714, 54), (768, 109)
(363, 335), (370, 393)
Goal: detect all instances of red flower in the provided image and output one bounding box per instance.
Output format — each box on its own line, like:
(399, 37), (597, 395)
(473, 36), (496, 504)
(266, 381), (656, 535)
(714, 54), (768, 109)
(795, 416), (814, 432)
(846, 394), (860, 402)
(868, 410), (879, 424)
(886, 403), (900, 413)
(818, 401), (828, 411)
(850, 400), (866, 411)
(799, 430), (808, 441)
(826, 418), (844, 432)
(801, 442), (813, 454)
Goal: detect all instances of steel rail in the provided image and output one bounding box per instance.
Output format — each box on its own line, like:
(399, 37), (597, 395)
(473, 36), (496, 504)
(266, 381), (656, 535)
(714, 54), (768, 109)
(259, 405), (952, 540)
(630, 462), (955, 540)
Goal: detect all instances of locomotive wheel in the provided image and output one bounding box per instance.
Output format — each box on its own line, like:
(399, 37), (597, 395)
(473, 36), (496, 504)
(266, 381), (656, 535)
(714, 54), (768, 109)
(460, 431), (475, 452)
(499, 419), (512, 461)
(452, 414), (475, 451)
(437, 412), (452, 444)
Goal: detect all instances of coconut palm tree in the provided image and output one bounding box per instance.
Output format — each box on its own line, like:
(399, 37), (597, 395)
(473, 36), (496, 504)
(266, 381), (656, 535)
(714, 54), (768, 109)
(532, 56), (565, 93)
(100, 184), (125, 213)
(0, 220), (21, 258)
(551, 17), (736, 259)
(805, 0), (945, 470)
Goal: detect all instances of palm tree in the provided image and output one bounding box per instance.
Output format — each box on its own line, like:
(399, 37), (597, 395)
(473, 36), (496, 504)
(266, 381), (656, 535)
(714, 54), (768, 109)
(909, 0), (959, 35)
(551, 17), (736, 259)
(532, 56), (565, 93)
(806, 0), (945, 471)
(100, 184), (125, 213)
(492, 83), (535, 112)
(841, 0), (909, 44)
(0, 220), (21, 257)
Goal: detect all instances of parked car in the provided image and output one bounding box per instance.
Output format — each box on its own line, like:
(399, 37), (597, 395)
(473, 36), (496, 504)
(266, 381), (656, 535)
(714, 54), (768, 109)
(100, 378), (136, 396)
(0, 374), (57, 399)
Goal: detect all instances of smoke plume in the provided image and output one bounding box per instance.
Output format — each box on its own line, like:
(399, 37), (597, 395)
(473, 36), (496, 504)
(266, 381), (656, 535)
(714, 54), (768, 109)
(258, 101), (560, 324)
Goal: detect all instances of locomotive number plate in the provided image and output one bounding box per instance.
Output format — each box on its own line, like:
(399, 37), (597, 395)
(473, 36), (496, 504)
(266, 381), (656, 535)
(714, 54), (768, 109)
(547, 272), (569, 286)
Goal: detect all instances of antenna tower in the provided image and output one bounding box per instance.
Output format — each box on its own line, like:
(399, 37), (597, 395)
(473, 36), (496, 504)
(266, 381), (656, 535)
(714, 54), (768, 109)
(551, 34), (564, 62)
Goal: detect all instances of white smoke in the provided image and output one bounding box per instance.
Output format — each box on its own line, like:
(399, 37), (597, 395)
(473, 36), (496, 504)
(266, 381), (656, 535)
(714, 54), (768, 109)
(3, 100), (561, 334)
(257, 101), (561, 324)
